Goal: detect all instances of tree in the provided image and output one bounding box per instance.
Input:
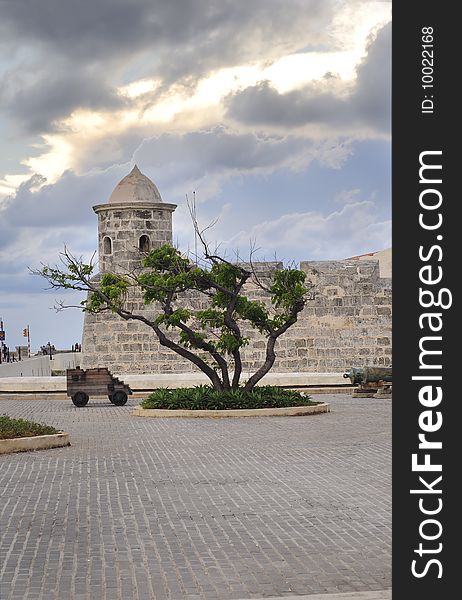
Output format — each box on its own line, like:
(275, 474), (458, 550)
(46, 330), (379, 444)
(35, 231), (312, 392)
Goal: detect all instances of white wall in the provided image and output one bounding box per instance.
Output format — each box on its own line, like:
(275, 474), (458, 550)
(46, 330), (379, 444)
(0, 353), (81, 378)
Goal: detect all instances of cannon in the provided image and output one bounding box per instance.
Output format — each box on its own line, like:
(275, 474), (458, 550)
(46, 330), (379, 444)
(343, 367), (392, 385)
(66, 367), (132, 407)
(343, 366), (392, 398)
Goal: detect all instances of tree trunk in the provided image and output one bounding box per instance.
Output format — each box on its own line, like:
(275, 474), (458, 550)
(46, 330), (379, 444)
(155, 329), (224, 391)
(243, 336), (276, 391)
(115, 308), (225, 391)
(175, 321), (230, 389)
(243, 308), (302, 392)
(231, 350), (242, 389)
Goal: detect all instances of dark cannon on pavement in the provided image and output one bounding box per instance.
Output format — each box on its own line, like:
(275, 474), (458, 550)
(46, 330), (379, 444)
(66, 367), (132, 407)
(343, 366), (392, 398)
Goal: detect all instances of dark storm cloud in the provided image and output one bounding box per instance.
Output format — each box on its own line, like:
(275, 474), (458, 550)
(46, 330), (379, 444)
(1, 68), (125, 133)
(134, 127), (312, 173)
(0, 0), (157, 59)
(2, 170), (116, 229)
(227, 82), (343, 127)
(225, 22), (391, 134)
(1, 128), (318, 231)
(0, 0), (342, 133)
(0, 0), (334, 67)
(132, 126), (350, 202)
(353, 22), (391, 132)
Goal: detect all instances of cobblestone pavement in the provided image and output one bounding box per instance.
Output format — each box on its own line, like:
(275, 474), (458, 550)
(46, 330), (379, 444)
(0, 394), (391, 600)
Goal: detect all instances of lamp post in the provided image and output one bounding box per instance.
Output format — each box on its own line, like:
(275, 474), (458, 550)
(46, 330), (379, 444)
(0, 318), (5, 364)
(23, 325), (30, 358)
(47, 342), (53, 361)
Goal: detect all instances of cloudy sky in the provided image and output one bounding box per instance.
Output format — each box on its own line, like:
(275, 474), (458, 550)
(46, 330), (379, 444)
(0, 0), (391, 351)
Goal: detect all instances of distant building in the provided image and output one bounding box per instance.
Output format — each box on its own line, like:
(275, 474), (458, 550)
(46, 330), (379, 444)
(345, 248), (391, 278)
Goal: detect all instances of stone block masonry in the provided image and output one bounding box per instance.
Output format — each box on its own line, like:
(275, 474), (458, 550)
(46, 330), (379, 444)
(81, 257), (391, 374)
(95, 203), (176, 274)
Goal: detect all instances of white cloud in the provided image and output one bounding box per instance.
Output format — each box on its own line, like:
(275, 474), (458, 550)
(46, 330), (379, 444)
(334, 188), (361, 204)
(225, 200), (391, 261)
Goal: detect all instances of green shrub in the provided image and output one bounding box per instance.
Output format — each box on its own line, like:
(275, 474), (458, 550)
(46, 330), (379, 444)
(140, 385), (317, 410)
(0, 415), (59, 440)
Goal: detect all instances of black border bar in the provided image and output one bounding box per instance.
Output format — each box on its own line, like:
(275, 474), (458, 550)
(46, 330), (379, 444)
(393, 4), (457, 598)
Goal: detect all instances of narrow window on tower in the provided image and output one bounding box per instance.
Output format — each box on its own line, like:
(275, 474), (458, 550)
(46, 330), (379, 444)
(139, 235), (150, 252)
(103, 236), (112, 255)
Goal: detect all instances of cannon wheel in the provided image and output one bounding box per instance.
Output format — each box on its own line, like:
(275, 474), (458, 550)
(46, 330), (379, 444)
(72, 392), (89, 407)
(111, 390), (128, 406)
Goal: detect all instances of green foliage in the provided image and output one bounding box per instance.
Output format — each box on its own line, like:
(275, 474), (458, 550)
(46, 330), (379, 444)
(234, 295), (272, 333)
(140, 385), (316, 410)
(143, 244), (191, 273)
(155, 308), (192, 328)
(41, 262), (94, 289)
(138, 247), (206, 305)
(216, 331), (248, 353)
(85, 273), (129, 312)
(178, 329), (208, 350)
(195, 308), (224, 328)
(209, 262), (245, 302)
(0, 415), (59, 440)
(270, 269), (307, 311)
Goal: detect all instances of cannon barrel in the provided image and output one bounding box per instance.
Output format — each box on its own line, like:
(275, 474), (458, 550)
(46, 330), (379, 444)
(343, 366), (392, 386)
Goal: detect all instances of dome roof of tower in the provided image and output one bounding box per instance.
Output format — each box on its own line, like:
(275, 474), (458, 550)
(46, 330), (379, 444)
(108, 165), (162, 204)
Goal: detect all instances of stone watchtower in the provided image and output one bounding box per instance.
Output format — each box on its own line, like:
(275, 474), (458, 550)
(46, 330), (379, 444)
(94, 165), (176, 274)
(81, 166), (179, 372)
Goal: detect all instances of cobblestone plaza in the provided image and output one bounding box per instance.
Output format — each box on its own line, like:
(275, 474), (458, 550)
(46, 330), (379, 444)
(0, 395), (391, 600)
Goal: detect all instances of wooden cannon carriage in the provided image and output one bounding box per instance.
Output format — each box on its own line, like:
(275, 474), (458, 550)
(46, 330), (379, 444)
(66, 367), (132, 407)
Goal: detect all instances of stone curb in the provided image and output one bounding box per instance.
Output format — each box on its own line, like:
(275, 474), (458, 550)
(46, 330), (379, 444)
(0, 432), (70, 455)
(0, 372), (349, 393)
(132, 403), (330, 418)
(0, 387), (351, 401)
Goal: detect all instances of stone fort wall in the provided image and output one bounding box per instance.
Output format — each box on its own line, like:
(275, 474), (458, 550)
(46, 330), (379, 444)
(81, 257), (391, 374)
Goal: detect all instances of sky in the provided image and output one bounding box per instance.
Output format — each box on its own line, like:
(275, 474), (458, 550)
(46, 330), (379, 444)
(0, 0), (391, 351)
